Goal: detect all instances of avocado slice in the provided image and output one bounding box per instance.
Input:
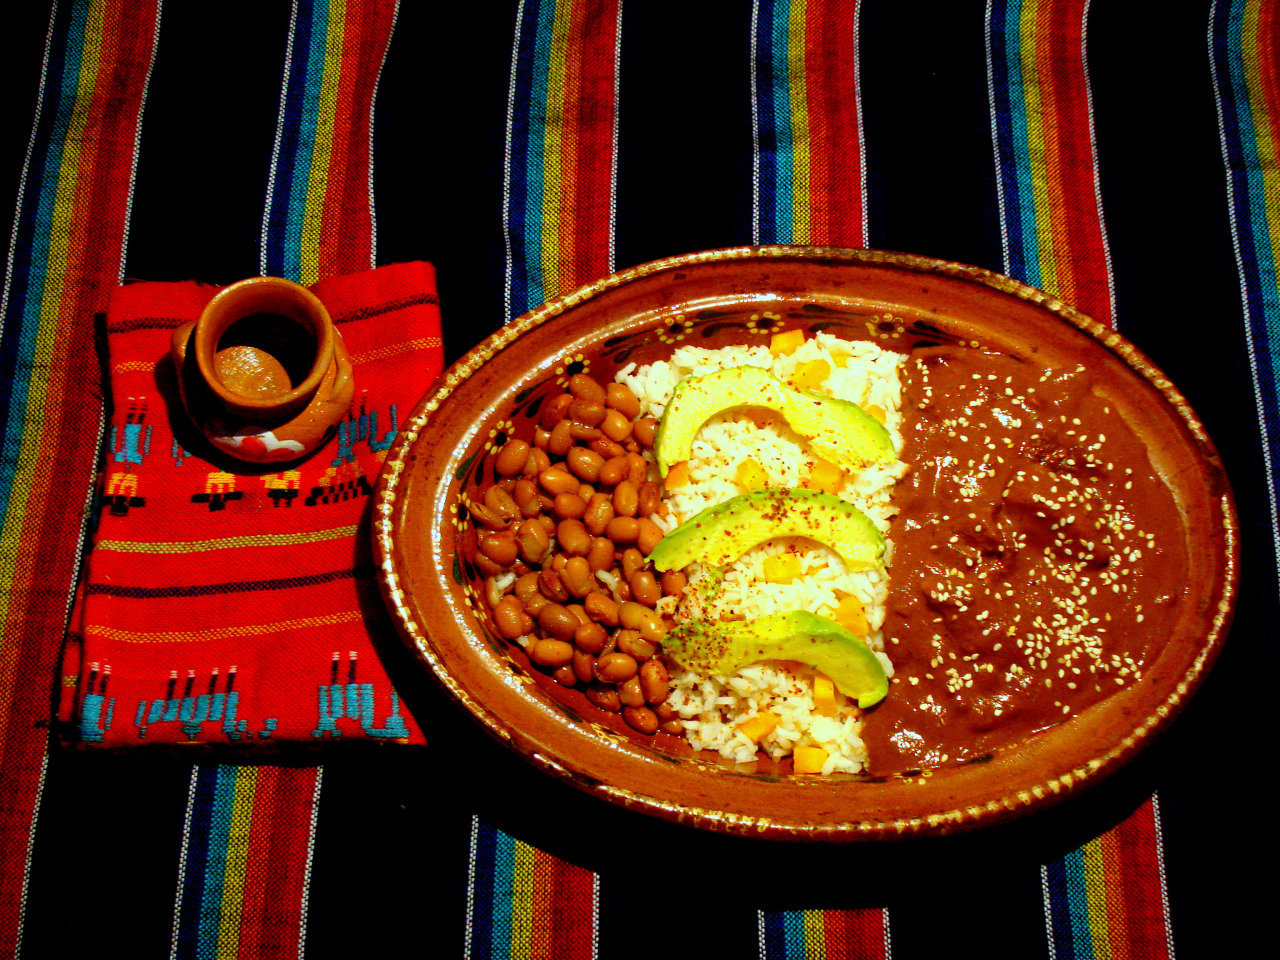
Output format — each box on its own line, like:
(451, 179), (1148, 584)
(653, 365), (894, 477)
(647, 488), (884, 572)
(662, 610), (889, 707)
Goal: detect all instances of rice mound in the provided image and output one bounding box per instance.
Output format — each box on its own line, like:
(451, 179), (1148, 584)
(618, 332), (908, 773)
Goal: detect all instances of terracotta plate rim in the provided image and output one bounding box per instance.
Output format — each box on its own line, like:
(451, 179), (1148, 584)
(373, 245), (1239, 841)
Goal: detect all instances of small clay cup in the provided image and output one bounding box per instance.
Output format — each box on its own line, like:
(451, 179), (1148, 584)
(171, 276), (354, 463)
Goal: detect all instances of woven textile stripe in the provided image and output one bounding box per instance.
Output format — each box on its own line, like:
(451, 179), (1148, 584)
(758, 907), (889, 959)
(470, 3), (621, 949)
(262, 0), (398, 285)
(752, 0), (866, 247)
(985, 0), (1114, 324)
(1212, 0), (1280, 540)
(172, 765), (322, 960)
(750, 4), (883, 947)
(1041, 797), (1174, 960)
(504, 0), (620, 318)
(0, 1), (159, 952)
(986, 3), (1174, 954)
(466, 818), (597, 960)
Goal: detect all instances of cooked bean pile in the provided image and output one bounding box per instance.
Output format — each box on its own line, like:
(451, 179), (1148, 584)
(468, 373), (686, 737)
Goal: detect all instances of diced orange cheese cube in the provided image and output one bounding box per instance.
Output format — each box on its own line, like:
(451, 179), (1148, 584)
(665, 460), (690, 489)
(762, 554), (802, 583)
(812, 673), (837, 715)
(734, 457), (768, 491)
(738, 711), (781, 743)
(804, 458), (846, 494)
(834, 595), (868, 635)
(790, 359), (831, 391)
(769, 329), (805, 355)
(863, 403), (887, 424)
(793, 744), (829, 774)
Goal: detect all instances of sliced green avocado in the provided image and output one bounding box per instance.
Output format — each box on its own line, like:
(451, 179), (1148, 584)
(662, 611), (889, 707)
(647, 487), (884, 572)
(653, 365), (894, 477)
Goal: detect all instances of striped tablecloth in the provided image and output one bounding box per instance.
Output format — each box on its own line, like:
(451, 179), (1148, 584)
(1, 2), (1274, 957)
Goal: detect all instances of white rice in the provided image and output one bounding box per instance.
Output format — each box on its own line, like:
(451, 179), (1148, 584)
(619, 332), (907, 772)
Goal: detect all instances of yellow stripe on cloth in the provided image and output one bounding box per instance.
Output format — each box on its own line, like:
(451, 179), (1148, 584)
(95, 525), (361, 554)
(89, 610), (364, 643)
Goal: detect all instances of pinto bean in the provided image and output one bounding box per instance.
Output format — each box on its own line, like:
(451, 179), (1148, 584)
(478, 529), (519, 566)
(606, 516), (640, 544)
(516, 518), (551, 563)
(493, 595), (532, 640)
(537, 602), (579, 642)
(618, 676), (646, 709)
(584, 590), (620, 627)
(624, 706), (660, 735)
(597, 456), (629, 487)
(573, 620), (609, 655)
(586, 683), (621, 713)
(530, 638), (574, 667)
(555, 518), (591, 557)
(605, 382), (640, 420)
(566, 447), (605, 482)
(562, 556), (596, 598)
(601, 409), (632, 443)
(628, 570), (661, 607)
(568, 397), (606, 428)
(553, 492), (587, 520)
(494, 439), (531, 476)
(640, 659), (670, 704)
(539, 392), (574, 430)
(636, 518), (664, 556)
(633, 417), (659, 448)
(586, 536), (615, 573)
(547, 419), (574, 457)
(595, 651), (638, 684)
(567, 373), (606, 402)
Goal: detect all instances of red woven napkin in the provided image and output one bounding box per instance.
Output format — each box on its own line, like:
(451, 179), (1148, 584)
(58, 262), (442, 749)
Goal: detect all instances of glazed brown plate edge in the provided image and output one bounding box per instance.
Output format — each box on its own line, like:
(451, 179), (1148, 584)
(372, 245), (1239, 842)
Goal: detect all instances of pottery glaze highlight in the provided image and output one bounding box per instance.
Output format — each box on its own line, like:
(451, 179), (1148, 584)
(171, 277), (354, 463)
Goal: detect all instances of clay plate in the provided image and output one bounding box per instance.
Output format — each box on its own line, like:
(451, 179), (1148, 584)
(373, 247), (1237, 841)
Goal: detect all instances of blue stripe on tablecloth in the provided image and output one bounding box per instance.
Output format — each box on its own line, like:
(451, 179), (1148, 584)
(264, 0), (317, 281)
(989, 0), (1042, 288)
(755, 0), (794, 244)
(468, 815), (499, 959)
(1042, 858), (1078, 960)
(1212, 0), (1280, 511)
(173, 765), (218, 956)
(505, 0), (562, 319)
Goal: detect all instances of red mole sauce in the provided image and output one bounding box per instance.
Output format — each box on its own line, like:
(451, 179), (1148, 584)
(863, 344), (1188, 774)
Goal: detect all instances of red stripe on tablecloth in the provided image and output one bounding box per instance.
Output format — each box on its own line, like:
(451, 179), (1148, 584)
(565, 0), (619, 290)
(804, 0), (865, 248)
(237, 766), (320, 958)
(537, 848), (596, 960)
(0, 1), (160, 953)
(1039, 0), (1113, 325)
(1111, 797), (1172, 958)
(317, 0), (397, 280)
(823, 907), (888, 959)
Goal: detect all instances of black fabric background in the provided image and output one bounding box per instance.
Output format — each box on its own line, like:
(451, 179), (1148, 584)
(3, 2), (1274, 957)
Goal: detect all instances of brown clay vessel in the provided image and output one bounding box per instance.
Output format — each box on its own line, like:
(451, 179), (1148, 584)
(171, 276), (354, 463)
